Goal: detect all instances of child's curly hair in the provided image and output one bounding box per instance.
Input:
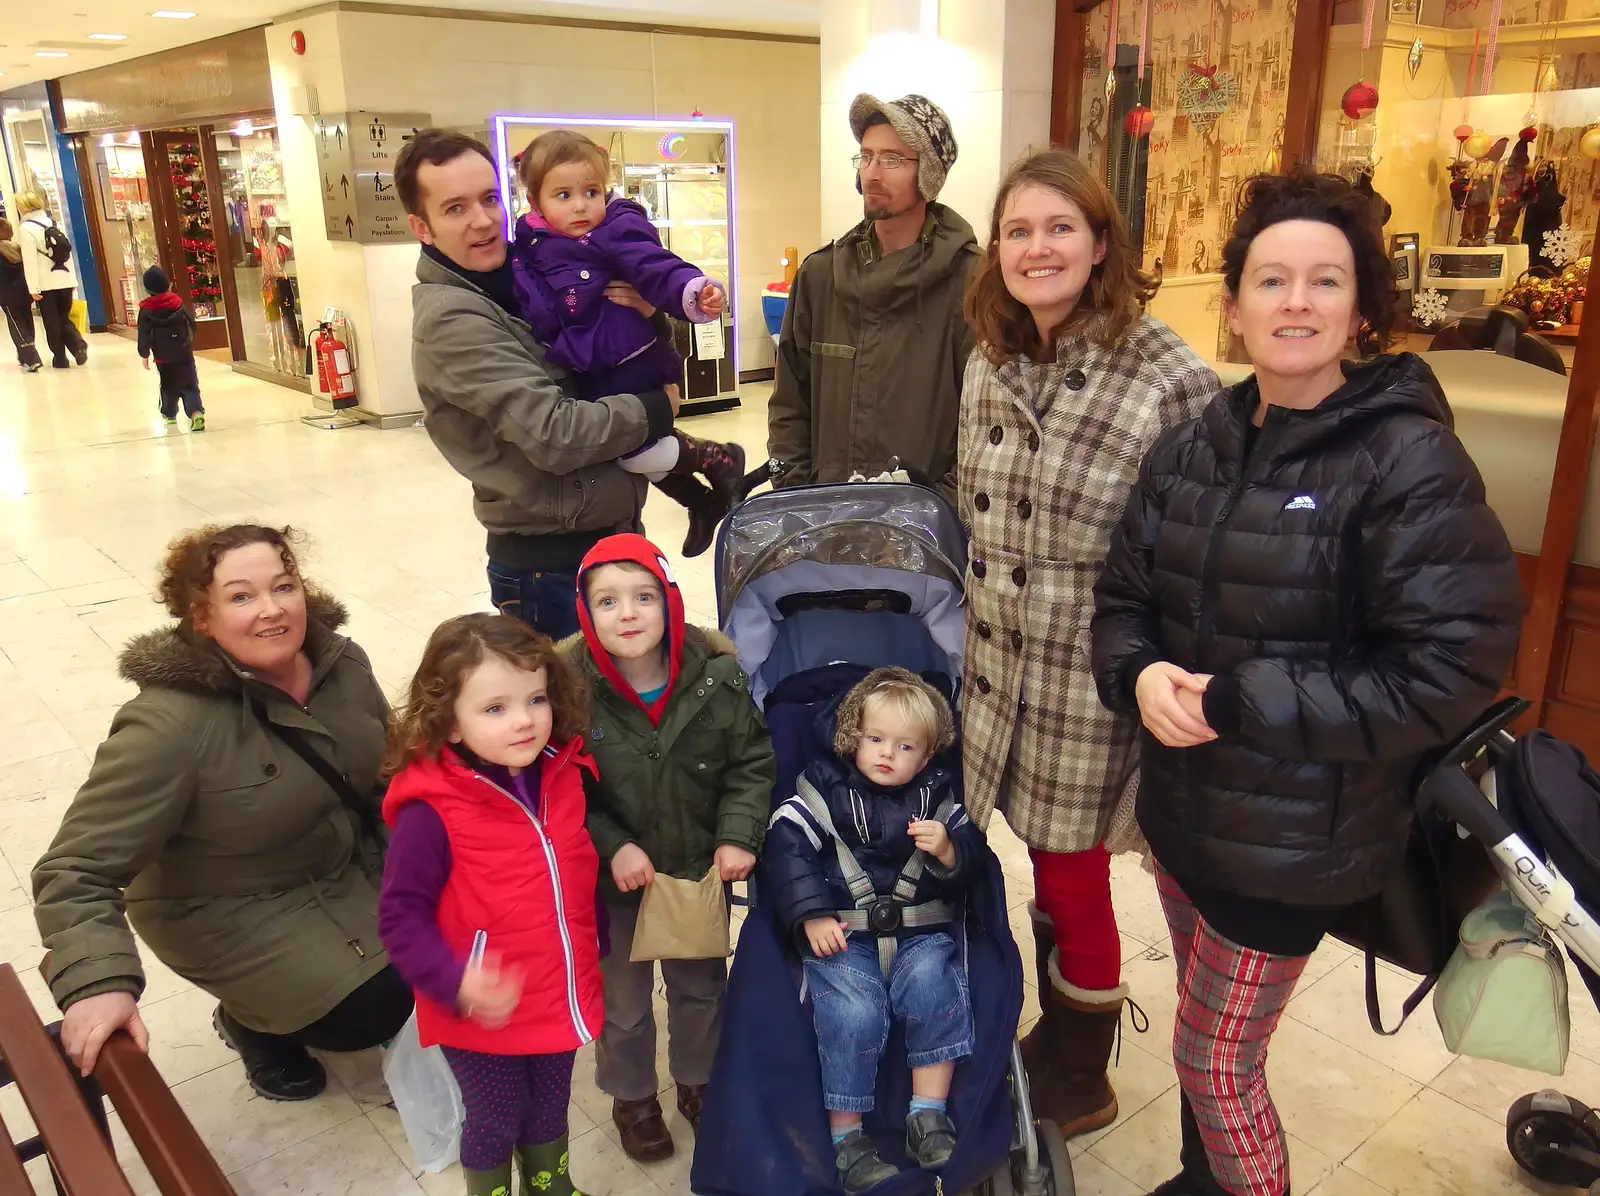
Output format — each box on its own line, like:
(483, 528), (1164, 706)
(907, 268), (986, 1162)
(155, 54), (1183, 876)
(383, 613), (590, 776)
(517, 129), (610, 208)
(833, 666), (955, 759)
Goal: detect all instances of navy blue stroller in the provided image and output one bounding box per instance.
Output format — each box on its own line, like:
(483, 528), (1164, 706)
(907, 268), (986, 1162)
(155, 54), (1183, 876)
(690, 482), (1075, 1196)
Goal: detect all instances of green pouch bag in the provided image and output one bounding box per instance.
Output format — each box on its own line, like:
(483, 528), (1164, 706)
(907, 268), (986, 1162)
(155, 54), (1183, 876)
(1433, 889), (1569, 1076)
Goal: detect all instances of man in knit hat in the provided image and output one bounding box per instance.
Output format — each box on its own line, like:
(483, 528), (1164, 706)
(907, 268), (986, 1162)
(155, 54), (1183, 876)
(767, 94), (979, 503)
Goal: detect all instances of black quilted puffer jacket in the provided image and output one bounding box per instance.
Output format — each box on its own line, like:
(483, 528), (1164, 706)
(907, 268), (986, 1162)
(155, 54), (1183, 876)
(1090, 352), (1522, 906)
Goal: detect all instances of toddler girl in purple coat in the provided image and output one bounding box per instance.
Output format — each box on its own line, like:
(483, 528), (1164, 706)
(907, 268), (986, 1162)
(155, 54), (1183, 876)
(512, 130), (746, 558)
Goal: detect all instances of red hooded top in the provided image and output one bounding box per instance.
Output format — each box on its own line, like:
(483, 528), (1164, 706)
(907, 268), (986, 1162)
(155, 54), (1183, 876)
(380, 739), (603, 1056)
(576, 534), (686, 727)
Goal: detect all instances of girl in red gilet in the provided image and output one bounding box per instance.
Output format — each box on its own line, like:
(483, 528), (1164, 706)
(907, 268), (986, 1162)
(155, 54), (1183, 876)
(378, 613), (602, 1196)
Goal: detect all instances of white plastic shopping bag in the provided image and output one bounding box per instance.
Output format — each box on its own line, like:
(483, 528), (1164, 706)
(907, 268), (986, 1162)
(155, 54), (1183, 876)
(382, 1011), (464, 1173)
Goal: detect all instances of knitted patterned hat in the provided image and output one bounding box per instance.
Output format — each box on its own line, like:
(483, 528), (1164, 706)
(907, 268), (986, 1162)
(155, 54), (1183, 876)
(849, 93), (959, 203)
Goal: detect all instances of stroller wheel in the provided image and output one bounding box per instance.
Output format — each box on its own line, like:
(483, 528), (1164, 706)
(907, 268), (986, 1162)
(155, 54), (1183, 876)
(1035, 1120), (1075, 1196)
(1507, 1091), (1600, 1187)
(982, 1157), (1016, 1196)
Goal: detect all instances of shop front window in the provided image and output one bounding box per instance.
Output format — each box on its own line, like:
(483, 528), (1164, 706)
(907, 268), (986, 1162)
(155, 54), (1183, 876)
(215, 117), (304, 378)
(1314, 4), (1598, 360)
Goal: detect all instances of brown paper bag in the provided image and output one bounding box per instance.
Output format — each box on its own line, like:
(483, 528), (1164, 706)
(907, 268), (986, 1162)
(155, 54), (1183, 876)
(629, 867), (730, 962)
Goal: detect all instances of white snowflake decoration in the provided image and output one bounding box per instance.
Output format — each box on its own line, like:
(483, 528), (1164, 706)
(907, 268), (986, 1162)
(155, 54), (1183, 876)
(1412, 288), (1449, 328)
(1544, 223), (1590, 269)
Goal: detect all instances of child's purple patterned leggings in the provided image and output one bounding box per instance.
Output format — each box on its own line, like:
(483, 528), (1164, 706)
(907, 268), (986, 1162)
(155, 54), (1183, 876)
(440, 1046), (575, 1170)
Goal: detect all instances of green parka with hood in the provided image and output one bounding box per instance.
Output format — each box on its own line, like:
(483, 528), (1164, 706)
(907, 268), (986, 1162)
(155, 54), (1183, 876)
(767, 204), (980, 501)
(560, 534), (775, 905)
(32, 592), (393, 1034)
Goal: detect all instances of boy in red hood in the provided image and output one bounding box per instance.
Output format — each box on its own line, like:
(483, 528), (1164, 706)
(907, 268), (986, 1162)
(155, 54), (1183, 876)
(560, 533), (775, 1163)
(137, 266), (205, 431)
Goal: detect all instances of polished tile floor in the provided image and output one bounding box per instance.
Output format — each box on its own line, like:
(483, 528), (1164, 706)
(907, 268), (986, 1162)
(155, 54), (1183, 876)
(0, 334), (1577, 1195)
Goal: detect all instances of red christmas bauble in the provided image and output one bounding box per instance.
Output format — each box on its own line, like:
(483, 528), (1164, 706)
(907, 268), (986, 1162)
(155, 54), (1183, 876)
(1454, 123), (1474, 142)
(1123, 106), (1155, 138)
(1519, 126), (1538, 141)
(1341, 81), (1379, 121)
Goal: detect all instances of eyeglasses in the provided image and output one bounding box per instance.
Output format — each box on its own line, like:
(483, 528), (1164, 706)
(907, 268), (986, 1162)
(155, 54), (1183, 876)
(852, 151), (919, 171)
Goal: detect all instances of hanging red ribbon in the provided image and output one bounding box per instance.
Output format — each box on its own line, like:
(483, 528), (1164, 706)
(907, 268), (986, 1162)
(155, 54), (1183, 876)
(1106, 0), (1120, 68)
(1481, 0), (1503, 95)
(1466, 27), (1481, 98)
(1360, 0), (1377, 52)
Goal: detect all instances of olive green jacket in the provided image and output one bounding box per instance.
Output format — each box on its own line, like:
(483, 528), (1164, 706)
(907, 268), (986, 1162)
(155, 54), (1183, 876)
(560, 627), (775, 904)
(32, 593), (393, 1035)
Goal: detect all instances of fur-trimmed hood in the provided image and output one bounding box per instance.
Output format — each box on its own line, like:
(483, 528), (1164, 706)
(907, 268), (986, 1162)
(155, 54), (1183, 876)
(117, 588), (351, 694)
(831, 665), (955, 759)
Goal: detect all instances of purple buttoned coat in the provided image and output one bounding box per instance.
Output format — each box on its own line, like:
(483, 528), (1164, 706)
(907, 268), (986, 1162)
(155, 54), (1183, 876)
(510, 196), (721, 393)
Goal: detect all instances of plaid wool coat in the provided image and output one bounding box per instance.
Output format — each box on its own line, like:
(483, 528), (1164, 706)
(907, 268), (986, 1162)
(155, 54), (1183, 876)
(957, 314), (1217, 854)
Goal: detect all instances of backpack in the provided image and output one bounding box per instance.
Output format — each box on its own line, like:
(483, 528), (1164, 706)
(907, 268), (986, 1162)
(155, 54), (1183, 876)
(37, 221), (71, 271)
(150, 314), (193, 361)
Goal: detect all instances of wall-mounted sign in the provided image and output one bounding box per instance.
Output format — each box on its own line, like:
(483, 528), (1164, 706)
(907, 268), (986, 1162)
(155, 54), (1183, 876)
(315, 110), (431, 244)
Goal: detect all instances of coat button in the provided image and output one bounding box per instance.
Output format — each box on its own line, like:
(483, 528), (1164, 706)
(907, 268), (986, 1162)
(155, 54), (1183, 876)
(1065, 369), (1087, 390)
(1012, 566), (1027, 587)
(648, 750), (660, 759)
(1028, 431), (1040, 452)
(972, 558), (986, 579)
(974, 492), (990, 512)
(976, 621), (991, 639)
(1017, 498), (1032, 519)
(264, 762), (278, 777)
(1011, 629), (1023, 650)
(580, 269), (591, 280)
(975, 675), (992, 694)
(989, 425), (1003, 445)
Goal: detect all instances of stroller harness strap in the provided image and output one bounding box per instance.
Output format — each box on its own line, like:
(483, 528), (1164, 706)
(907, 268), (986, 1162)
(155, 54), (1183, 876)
(792, 774), (957, 975)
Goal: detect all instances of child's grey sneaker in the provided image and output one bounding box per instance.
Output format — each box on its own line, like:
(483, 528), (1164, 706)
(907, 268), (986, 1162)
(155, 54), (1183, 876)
(906, 1108), (957, 1170)
(835, 1128), (898, 1194)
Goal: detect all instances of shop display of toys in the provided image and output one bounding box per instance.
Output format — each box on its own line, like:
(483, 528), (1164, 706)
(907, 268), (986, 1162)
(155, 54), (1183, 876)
(1502, 255), (1589, 330)
(169, 142), (222, 316)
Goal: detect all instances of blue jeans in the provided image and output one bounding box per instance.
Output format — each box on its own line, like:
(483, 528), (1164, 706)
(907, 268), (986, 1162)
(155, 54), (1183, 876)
(803, 931), (972, 1113)
(487, 564), (580, 640)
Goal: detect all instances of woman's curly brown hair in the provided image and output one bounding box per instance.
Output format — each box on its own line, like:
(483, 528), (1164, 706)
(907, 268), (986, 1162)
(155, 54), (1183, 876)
(1220, 167), (1396, 357)
(383, 613), (590, 776)
(964, 149), (1156, 364)
(157, 524), (302, 622)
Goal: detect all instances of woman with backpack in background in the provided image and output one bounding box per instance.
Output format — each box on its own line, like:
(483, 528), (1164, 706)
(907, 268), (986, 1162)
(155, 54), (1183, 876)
(0, 218), (42, 372)
(15, 190), (88, 369)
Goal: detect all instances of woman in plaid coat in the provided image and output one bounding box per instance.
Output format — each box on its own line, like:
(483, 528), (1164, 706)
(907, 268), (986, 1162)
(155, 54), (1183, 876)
(957, 150), (1217, 1137)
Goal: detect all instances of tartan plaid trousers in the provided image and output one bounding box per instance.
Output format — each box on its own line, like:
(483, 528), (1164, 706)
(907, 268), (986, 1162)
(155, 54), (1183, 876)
(1156, 865), (1310, 1196)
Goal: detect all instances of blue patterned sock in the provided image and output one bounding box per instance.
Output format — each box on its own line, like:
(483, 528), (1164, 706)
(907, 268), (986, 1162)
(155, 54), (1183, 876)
(908, 1096), (947, 1118)
(830, 1121), (862, 1146)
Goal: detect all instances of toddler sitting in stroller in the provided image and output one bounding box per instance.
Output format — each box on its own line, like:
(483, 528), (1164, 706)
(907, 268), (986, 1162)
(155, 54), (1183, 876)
(765, 667), (984, 1194)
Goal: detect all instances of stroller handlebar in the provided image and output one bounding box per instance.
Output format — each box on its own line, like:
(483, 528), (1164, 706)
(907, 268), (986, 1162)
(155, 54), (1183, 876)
(1415, 696), (1529, 844)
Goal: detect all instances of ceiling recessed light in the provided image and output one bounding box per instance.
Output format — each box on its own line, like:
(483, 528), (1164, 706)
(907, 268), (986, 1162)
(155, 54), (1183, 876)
(150, 10), (196, 17)
(34, 51), (68, 57)
(88, 33), (128, 41)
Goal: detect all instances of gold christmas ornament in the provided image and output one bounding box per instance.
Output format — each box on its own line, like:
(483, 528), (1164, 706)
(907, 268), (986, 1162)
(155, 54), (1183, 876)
(1464, 132), (1493, 159)
(1581, 128), (1600, 160)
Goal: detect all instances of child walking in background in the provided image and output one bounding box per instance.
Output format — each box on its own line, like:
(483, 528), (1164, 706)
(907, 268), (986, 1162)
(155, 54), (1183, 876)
(561, 533), (774, 1162)
(378, 614), (603, 1196)
(765, 667), (982, 1195)
(512, 131), (746, 558)
(137, 267), (205, 431)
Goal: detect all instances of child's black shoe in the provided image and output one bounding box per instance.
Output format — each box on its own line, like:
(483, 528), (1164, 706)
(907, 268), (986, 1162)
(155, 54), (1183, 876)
(834, 1128), (898, 1194)
(905, 1108), (957, 1170)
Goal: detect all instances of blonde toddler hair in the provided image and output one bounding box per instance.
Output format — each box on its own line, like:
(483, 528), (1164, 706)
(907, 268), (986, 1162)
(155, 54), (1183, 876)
(833, 666), (955, 759)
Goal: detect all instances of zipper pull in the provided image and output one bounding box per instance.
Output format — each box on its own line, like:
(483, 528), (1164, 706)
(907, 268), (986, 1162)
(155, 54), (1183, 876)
(348, 938), (366, 958)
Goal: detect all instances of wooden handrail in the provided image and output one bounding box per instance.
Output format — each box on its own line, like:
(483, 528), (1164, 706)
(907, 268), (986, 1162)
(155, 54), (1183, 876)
(0, 965), (134, 1196)
(0, 1109), (32, 1196)
(95, 1034), (237, 1196)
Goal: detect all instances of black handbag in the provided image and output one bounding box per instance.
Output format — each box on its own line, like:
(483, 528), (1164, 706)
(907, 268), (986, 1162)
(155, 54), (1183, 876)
(1330, 811), (1497, 1033)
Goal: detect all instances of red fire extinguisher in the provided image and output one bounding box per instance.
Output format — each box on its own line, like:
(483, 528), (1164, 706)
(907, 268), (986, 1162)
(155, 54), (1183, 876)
(313, 321), (357, 406)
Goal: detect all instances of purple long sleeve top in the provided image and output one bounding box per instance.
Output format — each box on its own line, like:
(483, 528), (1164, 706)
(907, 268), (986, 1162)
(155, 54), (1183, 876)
(377, 761), (541, 1010)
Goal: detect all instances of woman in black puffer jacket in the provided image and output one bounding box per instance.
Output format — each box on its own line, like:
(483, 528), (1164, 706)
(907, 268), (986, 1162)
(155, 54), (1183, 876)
(1090, 169), (1522, 1196)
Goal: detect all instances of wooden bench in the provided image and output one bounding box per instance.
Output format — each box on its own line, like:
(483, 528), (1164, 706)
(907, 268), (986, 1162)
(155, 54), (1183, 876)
(0, 963), (236, 1195)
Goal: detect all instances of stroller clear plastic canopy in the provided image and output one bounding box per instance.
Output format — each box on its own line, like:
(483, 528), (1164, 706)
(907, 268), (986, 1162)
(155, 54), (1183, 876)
(714, 483), (968, 617)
